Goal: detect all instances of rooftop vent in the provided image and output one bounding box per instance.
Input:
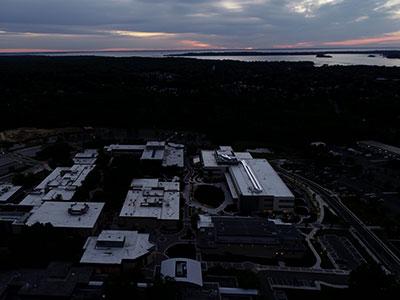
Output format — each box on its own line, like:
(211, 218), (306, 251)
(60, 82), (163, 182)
(0, 186), (11, 195)
(68, 203), (89, 215)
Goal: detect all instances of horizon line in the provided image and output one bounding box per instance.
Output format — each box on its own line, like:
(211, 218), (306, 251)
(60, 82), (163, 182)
(1, 45), (400, 54)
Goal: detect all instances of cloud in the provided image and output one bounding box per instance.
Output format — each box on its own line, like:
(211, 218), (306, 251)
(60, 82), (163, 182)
(107, 30), (176, 38)
(287, 0), (344, 17)
(323, 31), (400, 46)
(0, 0), (399, 50)
(375, 0), (400, 19)
(179, 39), (217, 48)
(273, 41), (316, 48)
(353, 15), (369, 23)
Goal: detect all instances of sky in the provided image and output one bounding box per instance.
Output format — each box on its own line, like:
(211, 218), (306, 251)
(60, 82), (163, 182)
(0, 0), (400, 52)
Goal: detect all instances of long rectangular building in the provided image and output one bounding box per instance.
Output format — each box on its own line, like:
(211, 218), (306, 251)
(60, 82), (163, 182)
(228, 159), (295, 213)
(104, 141), (184, 168)
(19, 164), (96, 206)
(26, 201), (104, 232)
(197, 216), (306, 260)
(201, 146), (294, 213)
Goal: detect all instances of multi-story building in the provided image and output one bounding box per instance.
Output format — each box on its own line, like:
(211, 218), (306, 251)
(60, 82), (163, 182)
(19, 164), (96, 207)
(197, 215), (306, 260)
(200, 146), (294, 213)
(80, 230), (154, 272)
(25, 201), (104, 235)
(105, 141), (184, 168)
(119, 178), (180, 229)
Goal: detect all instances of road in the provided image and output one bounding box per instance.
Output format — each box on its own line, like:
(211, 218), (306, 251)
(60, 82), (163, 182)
(276, 165), (400, 275)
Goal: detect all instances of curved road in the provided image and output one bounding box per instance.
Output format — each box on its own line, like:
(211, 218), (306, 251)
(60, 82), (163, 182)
(276, 165), (400, 275)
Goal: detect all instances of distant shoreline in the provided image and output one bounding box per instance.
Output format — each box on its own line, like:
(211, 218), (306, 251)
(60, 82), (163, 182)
(167, 50), (400, 59)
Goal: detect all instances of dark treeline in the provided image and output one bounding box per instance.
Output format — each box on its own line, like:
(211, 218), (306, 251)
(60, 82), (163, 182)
(1, 56), (400, 145)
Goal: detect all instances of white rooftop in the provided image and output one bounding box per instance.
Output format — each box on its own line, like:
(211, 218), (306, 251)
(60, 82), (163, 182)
(73, 149), (98, 165)
(80, 230), (154, 265)
(120, 178), (180, 221)
(104, 144), (146, 152)
(104, 142), (184, 167)
(35, 167), (70, 190)
(0, 184), (22, 202)
(141, 142), (184, 167)
(197, 214), (213, 229)
(201, 147), (253, 169)
(18, 191), (44, 207)
(25, 201), (104, 229)
(161, 258), (203, 287)
(20, 164), (96, 205)
(229, 159), (294, 198)
(162, 143), (184, 168)
(141, 143), (165, 161)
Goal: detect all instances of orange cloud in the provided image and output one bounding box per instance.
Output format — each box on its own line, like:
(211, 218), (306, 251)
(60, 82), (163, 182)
(273, 41), (315, 49)
(323, 31), (400, 46)
(107, 30), (176, 38)
(179, 40), (215, 49)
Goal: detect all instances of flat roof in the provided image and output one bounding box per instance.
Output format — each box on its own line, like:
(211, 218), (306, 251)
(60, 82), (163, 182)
(35, 167), (70, 190)
(120, 178), (180, 221)
(37, 165), (95, 191)
(162, 143), (184, 168)
(141, 147), (165, 161)
(229, 159), (294, 198)
(80, 230), (154, 265)
(104, 142), (184, 167)
(24, 164), (96, 203)
(104, 144), (146, 152)
(42, 188), (76, 201)
(198, 216), (304, 249)
(73, 149), (98, 165)
(201, 147), (252, 169)
(0, 184), (22, 202)
(19, 191), (44, 207)
(26, 202), (104, 229)
(161, 258), (203, 287)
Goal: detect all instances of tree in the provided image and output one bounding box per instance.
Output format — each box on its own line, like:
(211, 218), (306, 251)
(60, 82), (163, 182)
(349, 263), (400, 299)
(146, 277), (177, 300)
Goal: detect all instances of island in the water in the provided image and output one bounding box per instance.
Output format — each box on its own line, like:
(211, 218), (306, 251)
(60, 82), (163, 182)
(168, 50), (400, 59)
(316, 53), (332, 58)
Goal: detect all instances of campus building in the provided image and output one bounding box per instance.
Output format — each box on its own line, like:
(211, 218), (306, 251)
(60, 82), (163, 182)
(73, 149), (99, 165)
(0, 183), (22, 203)
(80, 230), (155, 272)
(160, 258), (203, 287)
(19, 164), (96, 207)
(201, 146), (294, 213)
(197, 215), (306, 260)
(104, 141), (184, 168)
(119, 178), (180, 229)
(227, 159), (295, 213)
(25, 202), (104, 235)
(104, 144), (145, 157)
(200, 146), (253, 177)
